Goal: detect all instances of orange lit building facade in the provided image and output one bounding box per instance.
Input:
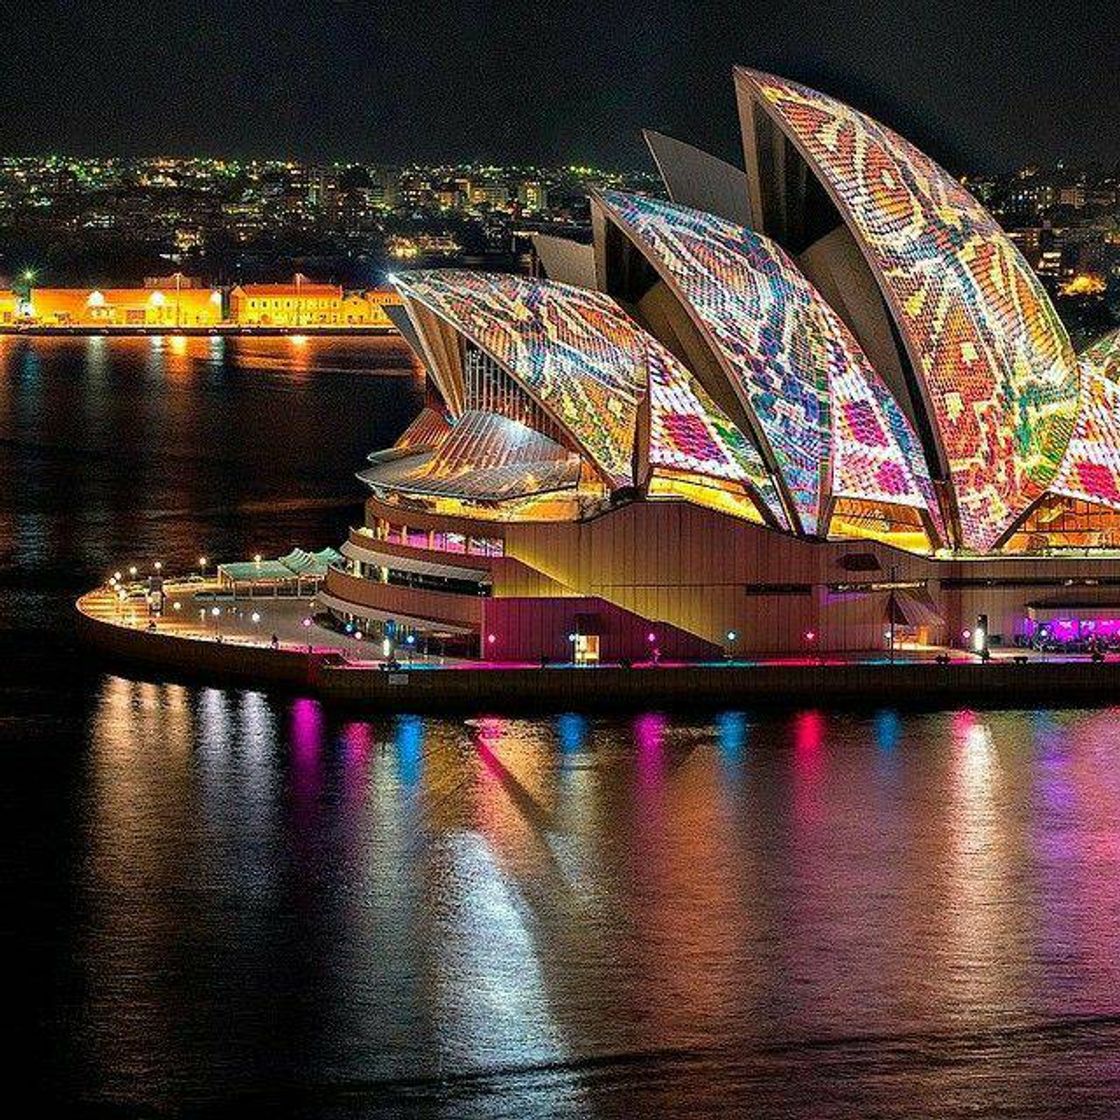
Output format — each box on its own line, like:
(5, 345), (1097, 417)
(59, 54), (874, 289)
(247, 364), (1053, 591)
(0, 290), (18, 324)
(28, 287), (223, 326)
(229, 283), (343, 325)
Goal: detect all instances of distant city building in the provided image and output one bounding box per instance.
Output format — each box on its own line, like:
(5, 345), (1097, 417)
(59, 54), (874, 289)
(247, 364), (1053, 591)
(367, 166), (401, 209)
(470, 182), (510, 210)
(517, 179), (549, 212)
(386, 233), (462, 260)
(1037, 248), (1067, 281)
(1006, 227), (1043, 267)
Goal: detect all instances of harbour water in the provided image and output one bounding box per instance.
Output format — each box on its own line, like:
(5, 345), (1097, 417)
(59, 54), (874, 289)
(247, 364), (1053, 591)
(5, 336), (1120, 1117)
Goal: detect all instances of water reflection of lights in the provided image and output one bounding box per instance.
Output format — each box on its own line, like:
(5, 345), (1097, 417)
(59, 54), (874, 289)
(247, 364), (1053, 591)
(874, 709), (902, 752)
(394, 714), (423, 786)
(556, 712), (586, 759)
(792, 709), (826, 828)
(635, 712), (666, 787)
(433, 831), (572, 1073)
(943, 709), (1006, 1006)
(290, 697), (325, 797)
(716, 711), (747, 766)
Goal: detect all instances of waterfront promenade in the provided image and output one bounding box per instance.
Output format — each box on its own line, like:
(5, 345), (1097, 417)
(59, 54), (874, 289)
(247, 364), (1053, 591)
(0, 323), (397, 337)
(76, 575), (1120, 711)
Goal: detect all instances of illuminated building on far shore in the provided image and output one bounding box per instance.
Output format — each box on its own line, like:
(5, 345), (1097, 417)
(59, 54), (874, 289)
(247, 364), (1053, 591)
(0, 289), (18, 324)
(228, 281), (343, 326)
(29, 285), (223, 326)
(312, 70), (1120, 659)
(226, 282), (403, 326)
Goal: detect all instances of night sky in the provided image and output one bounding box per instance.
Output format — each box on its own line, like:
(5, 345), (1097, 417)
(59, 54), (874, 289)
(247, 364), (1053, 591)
(5, 0), (1115, 172)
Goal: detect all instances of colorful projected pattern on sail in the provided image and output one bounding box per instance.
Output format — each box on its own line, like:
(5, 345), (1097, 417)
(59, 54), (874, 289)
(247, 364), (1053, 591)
(599, 190), (942, 539)
(647, 344), (790, 528)
(739, 69), (1079, 551)
(393, 271), (645, 487)
(1081, 328), (1120, 382)
(1050, 365), (1120, 510)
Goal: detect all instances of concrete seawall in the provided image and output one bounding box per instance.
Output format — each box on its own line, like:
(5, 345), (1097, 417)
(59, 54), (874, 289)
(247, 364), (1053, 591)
(75, 604), (317, 688)
(315, 658), (1120, 711)
(77, 599), (1120, 712)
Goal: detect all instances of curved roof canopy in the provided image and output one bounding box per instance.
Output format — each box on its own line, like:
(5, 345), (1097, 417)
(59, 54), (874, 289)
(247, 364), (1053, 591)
(393, 271), (645, 487)
(392, 271), (782, 521)
(360, 410), (583, 502)
(596, 189), (943, 540)
(736, 68), (1080, 551)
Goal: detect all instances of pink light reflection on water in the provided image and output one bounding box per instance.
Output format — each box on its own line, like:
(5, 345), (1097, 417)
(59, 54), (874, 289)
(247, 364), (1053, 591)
(291, 696), (323, 754)
(341, 720), (372, 801)
(472, 717), (507, 784)
(635, 712), (667, 790)
(792, 710), (826, 828)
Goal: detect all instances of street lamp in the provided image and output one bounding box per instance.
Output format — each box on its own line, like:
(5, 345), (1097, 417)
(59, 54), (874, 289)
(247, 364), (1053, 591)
(199, 555), (208, 578)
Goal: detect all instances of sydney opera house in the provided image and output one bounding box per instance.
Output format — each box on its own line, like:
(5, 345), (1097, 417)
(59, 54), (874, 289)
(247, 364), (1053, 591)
(319, 69), (1120, 660)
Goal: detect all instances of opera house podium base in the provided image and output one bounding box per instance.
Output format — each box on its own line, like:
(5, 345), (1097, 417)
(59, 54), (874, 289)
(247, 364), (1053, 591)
(76, 576), (1120, 713)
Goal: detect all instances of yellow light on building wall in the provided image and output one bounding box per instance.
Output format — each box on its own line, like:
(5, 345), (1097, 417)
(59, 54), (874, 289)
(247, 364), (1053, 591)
(88, 290), (105, 306)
